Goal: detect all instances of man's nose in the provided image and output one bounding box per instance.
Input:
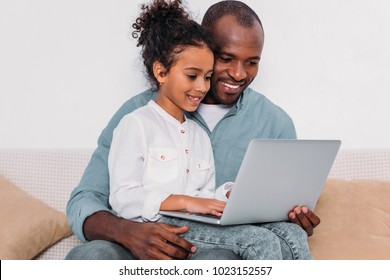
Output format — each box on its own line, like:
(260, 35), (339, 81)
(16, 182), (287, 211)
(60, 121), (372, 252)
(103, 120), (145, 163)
(228, 61), (247, 81)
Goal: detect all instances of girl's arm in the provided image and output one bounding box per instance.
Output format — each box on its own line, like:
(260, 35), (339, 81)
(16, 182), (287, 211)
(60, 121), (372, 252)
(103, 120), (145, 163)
(160, 194), (226, 217)
(214, 182), (234, 201)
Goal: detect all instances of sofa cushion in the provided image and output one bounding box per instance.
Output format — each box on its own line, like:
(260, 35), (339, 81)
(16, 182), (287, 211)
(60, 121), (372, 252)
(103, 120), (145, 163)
(309, 179), (390, 259)
(0, 175), (72, 260)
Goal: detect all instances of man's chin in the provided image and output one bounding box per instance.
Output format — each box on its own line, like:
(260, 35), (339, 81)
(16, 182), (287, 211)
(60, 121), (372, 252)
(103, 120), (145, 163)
(217, 90), (243, 105)
(205, 87), (243, 105)
(217, 83), (247, 104)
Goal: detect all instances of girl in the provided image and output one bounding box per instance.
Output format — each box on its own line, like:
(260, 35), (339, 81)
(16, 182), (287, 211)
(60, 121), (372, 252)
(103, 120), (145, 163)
(108, 0), (282, 260)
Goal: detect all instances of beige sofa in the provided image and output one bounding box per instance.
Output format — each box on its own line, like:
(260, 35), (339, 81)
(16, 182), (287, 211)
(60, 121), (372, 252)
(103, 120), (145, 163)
(1, 149), (389, 260)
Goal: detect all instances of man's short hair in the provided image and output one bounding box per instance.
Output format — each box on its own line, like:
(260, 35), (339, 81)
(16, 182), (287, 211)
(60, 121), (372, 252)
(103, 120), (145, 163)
(201, 0), (263, 29)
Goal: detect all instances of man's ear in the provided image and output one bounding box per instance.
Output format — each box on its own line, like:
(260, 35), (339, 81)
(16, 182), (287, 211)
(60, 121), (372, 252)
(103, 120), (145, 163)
(153, 61), (167, 86)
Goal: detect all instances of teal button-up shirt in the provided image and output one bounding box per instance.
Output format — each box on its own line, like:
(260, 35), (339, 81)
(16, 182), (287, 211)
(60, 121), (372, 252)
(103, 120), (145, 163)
(67, 87), (296, 241)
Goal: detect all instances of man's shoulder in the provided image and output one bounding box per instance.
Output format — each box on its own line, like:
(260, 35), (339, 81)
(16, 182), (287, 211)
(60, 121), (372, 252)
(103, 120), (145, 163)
(100, 89), (156, 135)
(121, 89), (156, 110)
(241, 88), (296, 139)
(113, 89), (156, 120)
(243, 88), (292, 120)
(119, 101), (150, 122)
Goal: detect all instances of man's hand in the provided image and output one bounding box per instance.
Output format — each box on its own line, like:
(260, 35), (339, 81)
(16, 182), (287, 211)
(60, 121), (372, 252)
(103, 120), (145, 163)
(83, 211), (196, 260)
(288, 206), (320, 236)
(122, 222), (196, 260)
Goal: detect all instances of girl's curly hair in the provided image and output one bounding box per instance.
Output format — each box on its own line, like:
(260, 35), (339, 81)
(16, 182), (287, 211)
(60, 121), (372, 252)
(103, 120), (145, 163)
(132, 0), (214, 91)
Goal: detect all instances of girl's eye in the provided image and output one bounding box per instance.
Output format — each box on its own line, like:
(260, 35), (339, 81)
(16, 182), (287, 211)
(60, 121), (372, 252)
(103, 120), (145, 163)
(205, 76), (212, 81)
(187, 75), (197, 80)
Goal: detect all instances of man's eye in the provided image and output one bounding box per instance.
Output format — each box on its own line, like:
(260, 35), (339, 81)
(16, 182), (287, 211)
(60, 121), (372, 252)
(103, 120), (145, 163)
(248, 61), (259, 66)
(219, 57), (231, 63)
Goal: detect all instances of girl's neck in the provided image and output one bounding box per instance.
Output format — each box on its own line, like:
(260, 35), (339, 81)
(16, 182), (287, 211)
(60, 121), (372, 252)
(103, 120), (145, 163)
(155, 95), (185, 123)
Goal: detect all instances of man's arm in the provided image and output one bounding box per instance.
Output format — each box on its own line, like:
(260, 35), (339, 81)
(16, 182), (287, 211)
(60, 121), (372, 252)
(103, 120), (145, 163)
(66, 90), (197, 259)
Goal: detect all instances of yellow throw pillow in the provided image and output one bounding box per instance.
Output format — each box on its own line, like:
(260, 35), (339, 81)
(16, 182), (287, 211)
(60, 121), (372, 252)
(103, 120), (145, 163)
(309, 179), (390, 260)
(0, 175), (72, 259)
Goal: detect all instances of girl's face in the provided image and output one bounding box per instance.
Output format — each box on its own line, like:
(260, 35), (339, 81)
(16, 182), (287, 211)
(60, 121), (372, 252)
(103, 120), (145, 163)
(155, 46), (214, 123)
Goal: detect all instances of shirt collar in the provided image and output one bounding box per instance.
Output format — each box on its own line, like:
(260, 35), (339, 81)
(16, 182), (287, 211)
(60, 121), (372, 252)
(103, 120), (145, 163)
(148, 100), (187, 127)
(186, 88), (249, 128)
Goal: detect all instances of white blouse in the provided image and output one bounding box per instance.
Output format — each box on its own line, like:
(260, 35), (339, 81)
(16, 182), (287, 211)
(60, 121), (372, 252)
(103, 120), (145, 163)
(108, 100), (229, 222)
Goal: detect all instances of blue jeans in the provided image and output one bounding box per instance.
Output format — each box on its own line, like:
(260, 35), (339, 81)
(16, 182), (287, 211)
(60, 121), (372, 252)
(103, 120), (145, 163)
(65, 240), (241, 260)
(257, 222), (312, 260)
(160, 217), (311, 260)
(65, 220), (311, 260)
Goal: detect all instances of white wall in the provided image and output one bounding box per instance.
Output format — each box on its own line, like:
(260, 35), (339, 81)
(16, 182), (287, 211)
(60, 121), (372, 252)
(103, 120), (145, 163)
(1, 0), (389, 150)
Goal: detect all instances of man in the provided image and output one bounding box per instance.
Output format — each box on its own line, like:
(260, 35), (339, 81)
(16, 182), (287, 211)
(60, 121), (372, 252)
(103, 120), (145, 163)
(66, 1), (320, 260)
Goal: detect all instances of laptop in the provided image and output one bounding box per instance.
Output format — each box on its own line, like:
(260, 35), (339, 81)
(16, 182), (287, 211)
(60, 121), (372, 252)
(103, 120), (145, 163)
(159, 139), (341, 225)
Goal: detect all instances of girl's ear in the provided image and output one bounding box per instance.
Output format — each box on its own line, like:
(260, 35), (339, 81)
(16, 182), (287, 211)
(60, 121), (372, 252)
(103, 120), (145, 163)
(153, 61), (167, 86)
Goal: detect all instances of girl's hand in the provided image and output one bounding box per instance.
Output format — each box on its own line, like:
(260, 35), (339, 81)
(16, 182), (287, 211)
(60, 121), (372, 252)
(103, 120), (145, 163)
(185, 197), (226, 216)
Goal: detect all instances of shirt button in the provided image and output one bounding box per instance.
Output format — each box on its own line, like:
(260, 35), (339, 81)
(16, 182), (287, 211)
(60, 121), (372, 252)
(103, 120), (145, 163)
(180, 129), (185, 134)
(160, 155), (165, 160)
(186, 169), (189, 174)
(185, 149), (189, 154)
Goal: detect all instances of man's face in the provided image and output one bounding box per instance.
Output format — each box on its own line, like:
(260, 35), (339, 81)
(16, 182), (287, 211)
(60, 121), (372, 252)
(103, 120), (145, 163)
(203, 15), (264, 105)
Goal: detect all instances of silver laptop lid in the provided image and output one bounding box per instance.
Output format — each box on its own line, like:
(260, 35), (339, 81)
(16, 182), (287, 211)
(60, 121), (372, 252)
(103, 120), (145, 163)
(219, 139), (341, 225)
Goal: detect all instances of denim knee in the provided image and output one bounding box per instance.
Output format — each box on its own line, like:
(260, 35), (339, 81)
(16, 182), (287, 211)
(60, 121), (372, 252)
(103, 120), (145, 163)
(65, 240), (136, 260)
(259, 222), (312, 260)
(192, 249), (242, 260)
(187, 224), (283, 260)
(243, 226), (282, 260)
